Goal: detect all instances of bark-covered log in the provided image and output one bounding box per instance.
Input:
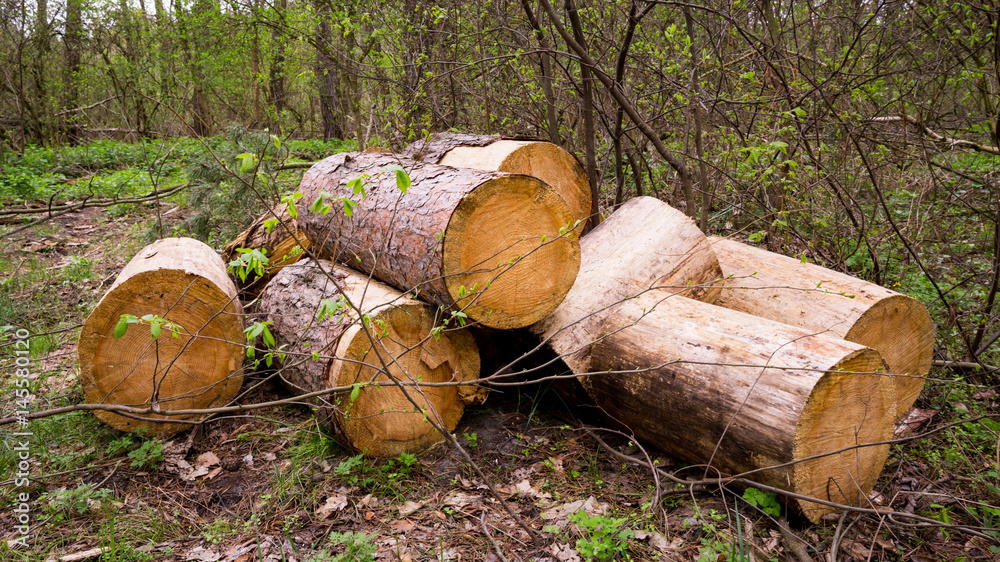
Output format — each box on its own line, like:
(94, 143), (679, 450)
(531, 200), (895, 522)
(710, 237), (934, 417)
(258, 259), (484, 457)
(78, 238), (245, 436)
(402, 132), (593, 228)
(298, 152), (580, 330)
(532, 196), (723, 372)
(222, 205), (310, 292)
(584, 291), (894, 523)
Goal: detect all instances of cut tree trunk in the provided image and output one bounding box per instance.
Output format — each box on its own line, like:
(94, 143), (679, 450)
(78, 237), (245, 436)
(531, 200), (895, 521)
(298, 152), (580, 330)
(710, 236), (934, 417)
(402, 132), (593, 228)
(532, 196), (723, 372)
(221, 205), (310, 292)
(584, 290), (894, 523)
(257, 259), (484, 457)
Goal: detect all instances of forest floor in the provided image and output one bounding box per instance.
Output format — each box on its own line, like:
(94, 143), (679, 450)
(2, 139), (1000, 561)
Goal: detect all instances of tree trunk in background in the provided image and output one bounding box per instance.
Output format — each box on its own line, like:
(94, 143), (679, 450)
(520, 0), (561, 145)
(250, 0), (262, 126)
(177, 0), (214, 137)
(683, 7), (711, 232)
(401, 0), (428, 136)
(115, 0), (151, 139)
(153, 0), (174, 113)
(315, 1), (343, 140)
(565, 0), (599, 229)
(192, 0), (214, 136)
(269, 0), (287, 133)
(64, 0), (83, 142)
(28, 0), (51, 143)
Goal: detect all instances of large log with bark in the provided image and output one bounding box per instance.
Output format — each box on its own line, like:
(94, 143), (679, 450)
(298, 152), (580, 330)
(532, 199), (895, 521)
(532, 196), (723, 372)
(78, 237), (245, 436)
(402, 133), (593, 228)
(257, 259), (484, 457)
(221, 205), (310, 292)
(585, 291), (895, 523)
(710, 237), (934, 416)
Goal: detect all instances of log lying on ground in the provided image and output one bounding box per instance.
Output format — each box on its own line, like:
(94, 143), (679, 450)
(584, 290), (895, 523)
(258, 259), (484, 457)
(710, 236), (934, 416)
(532, 199), (894, 521)
(532, 196), (722, 372)
(78, 237), (245, 436)
(221, 205), (310, 291)
(298, 152), (580, 330)
(402, 132), (593, 228)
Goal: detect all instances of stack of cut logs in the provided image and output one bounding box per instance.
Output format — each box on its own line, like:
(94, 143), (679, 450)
(78, 133), (933, 523)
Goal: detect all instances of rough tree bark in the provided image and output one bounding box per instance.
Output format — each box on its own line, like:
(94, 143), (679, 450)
(297, 152), (580, 330)
(78, 238), (245, 437)
(258, 259), (484, 457)
(710, 236), (935, 417)
(402, 132), (593, 227)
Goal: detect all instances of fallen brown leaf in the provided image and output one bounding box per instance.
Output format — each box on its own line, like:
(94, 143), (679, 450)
(316, 494), (349, 519)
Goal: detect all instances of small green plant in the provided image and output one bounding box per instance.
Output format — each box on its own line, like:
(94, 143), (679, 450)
(550, 510), (634, 561)
(310, 531), (377, 562)
(40, 484), (113, 524)
(335, 454), (366, 481)
(128, 438), (164, 470)
(244, 319), (285, 367)
(742, 487), (781, 517)
(227, 248), (270, 283)
(689, 507), (752, 562)
(462, 431), (479, 448)
(65, 255), (94, 281)
(203, 517), (235, 545)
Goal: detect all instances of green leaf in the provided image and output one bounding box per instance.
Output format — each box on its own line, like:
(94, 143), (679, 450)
(394, 168), (411, 193)
(349, 383), (361, 403)
(237, 153), (256, 174)
(281, 192), (302, 218)
(263, 218), (279, 233)
(114, 317), (129, 339)
(262, 326), (275, 348)
(150, 322), (161, 339)
(310, 193), (326, 215)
